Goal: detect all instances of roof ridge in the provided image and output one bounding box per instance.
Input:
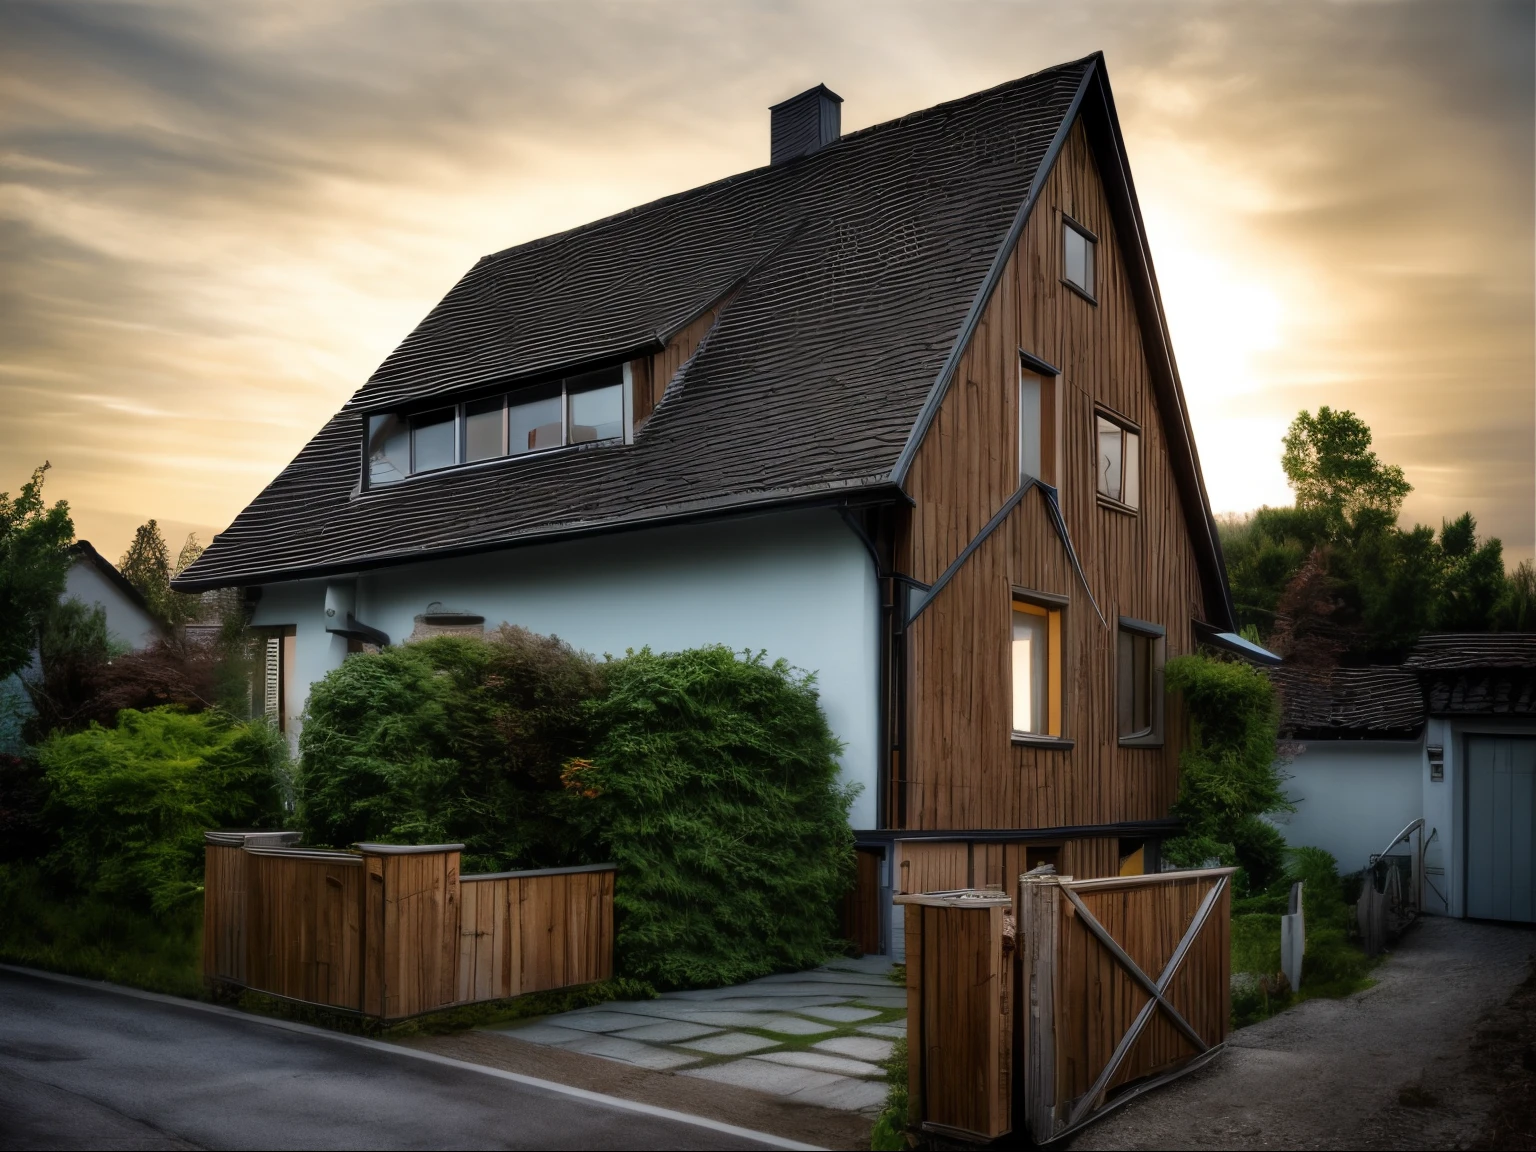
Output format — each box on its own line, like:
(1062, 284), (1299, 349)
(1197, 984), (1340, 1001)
(476, 53), (1100, 269)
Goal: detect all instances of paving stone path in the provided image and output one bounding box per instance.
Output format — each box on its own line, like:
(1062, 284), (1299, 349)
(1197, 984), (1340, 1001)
(487, 955), (904, 1113)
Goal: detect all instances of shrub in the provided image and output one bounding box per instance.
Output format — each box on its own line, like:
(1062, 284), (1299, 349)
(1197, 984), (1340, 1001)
(38, 707), (286, 912)
(578, 647), (857, 988)
(297, 627), (604, 871)
(870, 1035), (909, 1151)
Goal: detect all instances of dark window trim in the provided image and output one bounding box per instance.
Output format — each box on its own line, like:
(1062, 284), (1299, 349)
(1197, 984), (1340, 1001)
(1096, 493), (1138, 516)
(1094, 405), (1141, 515)
(1018, 348), (1061, 377)
(1094, 404), (1140, 435)
(1012, 734), (1076, 751)
(1012, 586), (1070, 608)
(1062, 212), (1099, 244)
(1062, 214), (1099, 304)
(1117, 617), (1166, 748)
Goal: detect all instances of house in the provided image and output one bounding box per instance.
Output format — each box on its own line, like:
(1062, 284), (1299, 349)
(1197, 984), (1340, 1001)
(0, 541), (167, 754)
(174, 53), (1260, 954)
(63, 541), (166, 651)
(1273, 635), (1536, 923)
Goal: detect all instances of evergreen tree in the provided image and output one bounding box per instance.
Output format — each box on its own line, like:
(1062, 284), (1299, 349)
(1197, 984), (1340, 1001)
(0, 464), (75, 681)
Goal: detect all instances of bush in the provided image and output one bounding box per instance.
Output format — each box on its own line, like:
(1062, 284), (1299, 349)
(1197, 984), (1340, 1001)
(38, 707), (287, 912)
(578, 647), (856, 988)
(870, 1035), (909, 1151)
(297, 627), (604, 871)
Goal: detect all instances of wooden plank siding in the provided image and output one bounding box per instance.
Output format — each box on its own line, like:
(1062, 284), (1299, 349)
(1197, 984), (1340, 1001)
(898, 115), (1206, 833)
(201, 844), (248, 985)
(894, 836), (1120, 896)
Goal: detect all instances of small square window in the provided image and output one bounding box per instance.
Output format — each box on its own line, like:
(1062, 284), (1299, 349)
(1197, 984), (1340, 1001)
(1012, 597), (1064, 737)
(1117, 619), (1165, 746)
(1064, 220), (1095, 297)
(1096, 414), (1140, 509)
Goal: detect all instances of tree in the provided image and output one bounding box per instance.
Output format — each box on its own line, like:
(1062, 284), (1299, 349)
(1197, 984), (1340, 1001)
(120, 521), (204, 626)
(1497, 561), (1536, 631)
(1281, 407), (1411, 531)
(1433, 514), (1506, 633)
(0, 464), (75, 681)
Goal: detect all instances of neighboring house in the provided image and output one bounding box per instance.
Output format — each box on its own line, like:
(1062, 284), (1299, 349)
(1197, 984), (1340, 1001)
(175, 53), (1263, 954)
(65, 541), (166, 651)
(0, 542), (166, 753)
(1273, 635), (1536, 923)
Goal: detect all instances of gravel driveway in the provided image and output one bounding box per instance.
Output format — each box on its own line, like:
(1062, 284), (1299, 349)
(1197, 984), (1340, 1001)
(1070, 915), (1536, 1151)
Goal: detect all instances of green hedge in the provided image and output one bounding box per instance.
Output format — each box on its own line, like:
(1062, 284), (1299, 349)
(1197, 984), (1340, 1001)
(577, 646), (856, 988)
(296, 634), (857, 988)
(39, 707), (286, 913)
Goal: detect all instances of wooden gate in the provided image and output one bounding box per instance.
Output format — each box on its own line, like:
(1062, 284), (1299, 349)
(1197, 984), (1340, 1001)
(1017, 867), (1234, 1143)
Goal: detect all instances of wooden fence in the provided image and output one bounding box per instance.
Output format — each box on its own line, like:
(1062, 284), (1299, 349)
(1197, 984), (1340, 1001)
(900, 866), (1234, 1145)
(203, 832), (614, 1020)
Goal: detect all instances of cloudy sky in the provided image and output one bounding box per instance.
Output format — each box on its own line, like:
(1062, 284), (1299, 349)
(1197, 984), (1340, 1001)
(2, 0), (1532, 565)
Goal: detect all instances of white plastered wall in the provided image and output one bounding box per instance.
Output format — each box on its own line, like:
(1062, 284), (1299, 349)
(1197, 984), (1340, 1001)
(63, 561), (162, 651)
(249, 508), (882, 829)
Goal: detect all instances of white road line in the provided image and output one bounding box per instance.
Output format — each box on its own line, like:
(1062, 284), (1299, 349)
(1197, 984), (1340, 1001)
(0, 964), (824, 1152)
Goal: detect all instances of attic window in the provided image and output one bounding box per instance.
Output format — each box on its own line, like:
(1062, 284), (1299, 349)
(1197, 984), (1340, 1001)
(365, 366), (630, 488)
(1063, 218), (1096, 299)
(1095, 411), (1140, 510)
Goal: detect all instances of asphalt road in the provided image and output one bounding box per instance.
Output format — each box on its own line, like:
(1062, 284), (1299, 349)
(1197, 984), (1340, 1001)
(0, 967), (803, 1151)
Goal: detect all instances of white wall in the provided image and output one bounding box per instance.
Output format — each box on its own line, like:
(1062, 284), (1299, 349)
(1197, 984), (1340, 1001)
(250, 508), (883, 829)
(63, 561), (162, 651)
(1272, 739), (1425, 885)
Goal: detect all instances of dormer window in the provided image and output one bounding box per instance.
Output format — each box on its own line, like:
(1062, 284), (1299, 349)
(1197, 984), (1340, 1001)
(365, 365), (630, 488)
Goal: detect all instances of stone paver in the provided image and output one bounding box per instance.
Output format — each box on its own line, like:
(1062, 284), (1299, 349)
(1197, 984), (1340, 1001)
(798, 1005), (881, 1023)
(614, 1020), (721, 1043)
(682, 1057), (842, 1095)
(681, 1032), (782, 1056)
(813, 1035), (894, 1061)
(758, 1050), (883, 1078)
(490, 957), (906, 1114)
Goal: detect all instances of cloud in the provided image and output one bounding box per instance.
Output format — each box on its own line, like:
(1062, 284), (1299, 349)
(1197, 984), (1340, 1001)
(0, 0), (1530, 561)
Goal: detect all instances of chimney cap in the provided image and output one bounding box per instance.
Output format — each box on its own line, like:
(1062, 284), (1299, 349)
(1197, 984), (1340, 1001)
(769, 83), (844, 112)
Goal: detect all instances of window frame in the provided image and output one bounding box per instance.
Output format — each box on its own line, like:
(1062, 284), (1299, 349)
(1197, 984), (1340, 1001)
(1017, 350), (1060, 488)
(360, 363), (631, 492)
(1094, 406), (1141, 514)
(1010, 588), (1072, 749)
(1062, 215), (1098, 303)
(1116, 615), (1166, 748)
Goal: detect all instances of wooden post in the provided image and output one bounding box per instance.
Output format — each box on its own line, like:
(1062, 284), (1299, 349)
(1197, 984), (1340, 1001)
(1017, 871), (1063, 1145)
(357, 843), (463, 1020)
(895, 888), (1014, 1142)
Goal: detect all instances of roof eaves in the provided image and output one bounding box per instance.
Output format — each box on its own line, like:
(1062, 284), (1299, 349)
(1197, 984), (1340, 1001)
(171, 475), (905, 593)
(70, 540), (170, 630)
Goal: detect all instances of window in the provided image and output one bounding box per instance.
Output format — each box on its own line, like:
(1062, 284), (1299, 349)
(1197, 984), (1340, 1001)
(363, 365), (629, 488)
(366, 414), (409, 487)
(1117, 618), (1165, 746)
(1018, 367), (1058, 485)
(1063, 219), (1095, 298)
(1011, 596), (1064, 739)
(509, 386), (563, 455)
(410, 408), (457, 473)
(463, 397), (505, 462)
(1096, 412), (1140, 509)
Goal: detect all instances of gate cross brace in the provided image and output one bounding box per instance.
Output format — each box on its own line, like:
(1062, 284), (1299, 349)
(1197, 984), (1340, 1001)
(1062, 876), (1228, 1129)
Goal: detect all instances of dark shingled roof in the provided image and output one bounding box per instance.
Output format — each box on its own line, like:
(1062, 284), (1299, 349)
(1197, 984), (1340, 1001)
(1273, 666), (1425, 739)
(1404, 634), (1536, 670)
(176, 54), (1228, 607)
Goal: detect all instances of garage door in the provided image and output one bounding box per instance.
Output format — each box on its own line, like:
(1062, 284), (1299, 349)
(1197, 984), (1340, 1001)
(1467, 736), (1536, 922)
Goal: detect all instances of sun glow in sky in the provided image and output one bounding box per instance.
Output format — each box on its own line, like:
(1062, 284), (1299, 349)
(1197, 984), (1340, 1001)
(1, 1), (1531, 564)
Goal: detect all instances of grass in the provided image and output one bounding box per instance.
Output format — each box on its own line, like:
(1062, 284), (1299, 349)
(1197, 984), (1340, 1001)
(1229, 883), (1376, 1028)
(0, 865), (206, 999)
